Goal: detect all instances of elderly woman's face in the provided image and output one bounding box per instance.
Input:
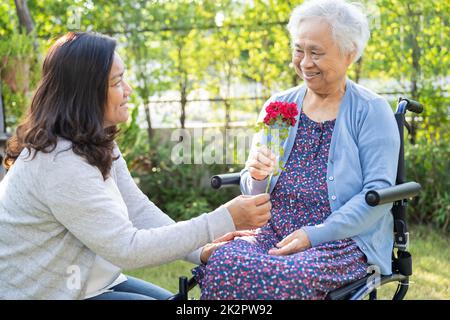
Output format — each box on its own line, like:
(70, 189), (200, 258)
(292, 20), (353, 94)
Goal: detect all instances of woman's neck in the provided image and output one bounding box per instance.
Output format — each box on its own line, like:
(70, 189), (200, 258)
(302, 79), (347, 122)
(306, 79), (347, 105)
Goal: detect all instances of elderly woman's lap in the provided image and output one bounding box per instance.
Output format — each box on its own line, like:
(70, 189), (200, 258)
(195, 237), (368, 299)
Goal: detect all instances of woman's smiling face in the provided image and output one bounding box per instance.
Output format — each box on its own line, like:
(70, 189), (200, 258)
(104, 52), (132, 128)
(292, 19), (354, 94)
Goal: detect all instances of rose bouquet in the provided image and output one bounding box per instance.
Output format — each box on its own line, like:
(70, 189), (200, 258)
(255, 101), (298, 193)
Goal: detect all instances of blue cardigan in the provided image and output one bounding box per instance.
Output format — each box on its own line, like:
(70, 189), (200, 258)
(240, 79), (400, 275)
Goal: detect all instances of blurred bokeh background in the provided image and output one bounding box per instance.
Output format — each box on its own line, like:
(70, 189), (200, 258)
(0, 0), (448, 299)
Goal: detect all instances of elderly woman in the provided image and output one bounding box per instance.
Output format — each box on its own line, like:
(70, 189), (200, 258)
(193, 0), (400, 299)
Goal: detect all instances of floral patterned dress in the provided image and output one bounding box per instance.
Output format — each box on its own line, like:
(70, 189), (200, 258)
(192, 110), (369, 299)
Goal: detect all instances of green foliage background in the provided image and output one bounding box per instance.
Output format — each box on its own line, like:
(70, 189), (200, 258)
(0, 0), (448, 230)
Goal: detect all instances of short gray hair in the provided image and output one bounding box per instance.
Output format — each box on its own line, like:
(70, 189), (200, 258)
(287, 0), (370, 62)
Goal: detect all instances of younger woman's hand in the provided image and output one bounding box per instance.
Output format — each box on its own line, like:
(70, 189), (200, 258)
(212, 230), (257, 243)
(200, 230), (258, 263)
(200, 242), (228, 264)
(225, 193), (272, 230)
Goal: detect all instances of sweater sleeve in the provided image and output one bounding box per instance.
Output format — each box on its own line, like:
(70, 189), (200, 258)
(112, 147), (218, 265)
(112, 147), (174, 230)
(41, 151), (235, 270)
(302, 98), (400, 246)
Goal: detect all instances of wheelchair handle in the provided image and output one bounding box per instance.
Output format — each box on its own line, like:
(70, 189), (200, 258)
(365, 182), (421, 206)
(211, 173), (241, 189)
(398, 97), (424, 114)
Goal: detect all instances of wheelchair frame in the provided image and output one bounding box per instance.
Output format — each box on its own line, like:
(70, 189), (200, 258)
(170, 97), (423, 300)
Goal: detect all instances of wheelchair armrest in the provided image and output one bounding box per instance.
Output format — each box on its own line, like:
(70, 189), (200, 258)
(365, 182), (421, 207)
(168, 276), (199, 300)
(211, 172), (241, 189)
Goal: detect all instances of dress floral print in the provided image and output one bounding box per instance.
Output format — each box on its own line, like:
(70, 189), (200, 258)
(192, 110), (369, 299)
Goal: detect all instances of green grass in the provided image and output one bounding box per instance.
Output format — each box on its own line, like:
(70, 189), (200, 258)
(125, 224), (449, 300)
(377, 225), (450, 300)
(126, 259), (201, 299)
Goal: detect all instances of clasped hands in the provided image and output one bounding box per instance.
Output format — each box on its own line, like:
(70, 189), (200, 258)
(200, 228), (311, 263)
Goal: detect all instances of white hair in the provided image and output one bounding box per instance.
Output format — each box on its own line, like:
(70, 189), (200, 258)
(287, 0), (370, 62)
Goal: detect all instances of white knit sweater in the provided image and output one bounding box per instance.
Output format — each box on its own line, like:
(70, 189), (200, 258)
(0, 138), (234, 299)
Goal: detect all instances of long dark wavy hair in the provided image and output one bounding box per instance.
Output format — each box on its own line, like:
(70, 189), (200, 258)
(4, 32), (119, 180)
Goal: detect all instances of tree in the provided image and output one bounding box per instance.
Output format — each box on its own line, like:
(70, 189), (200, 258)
(0, 0), (38, 129)
(162, 1), (212, 129)
(203, 0), (244, 128)
(239, 0), (294, 99)
(123, 2), (171, 142)
(14, 0), (34, 34)
(364, 0), (449, 143)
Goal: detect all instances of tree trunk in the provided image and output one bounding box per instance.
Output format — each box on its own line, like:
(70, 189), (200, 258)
(14, 0), (34, 34)
(0, 81), (4, 134)
(292, 72), (298, 88)
(225, 69), (232, 129)
(406, 3), (422, 145)
(0, 80), (8, 181)
(409, 38), (420, 145)
(224, 100), (231, 129)
(180, 74), (187, 129)
(354, 57), (363, 84)
(144, 101), (153, 143)
(177, 44), (187, 129)
(13, 0), (38, 93)
(180, 87), (187, 129)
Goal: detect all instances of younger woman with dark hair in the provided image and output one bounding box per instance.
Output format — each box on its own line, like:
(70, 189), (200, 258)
(0, 32), (272, 300)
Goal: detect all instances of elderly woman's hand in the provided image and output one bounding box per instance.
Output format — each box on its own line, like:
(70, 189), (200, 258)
(268, 229), (311, 256)
(247, 145), (276, 181)
(200, 230), (257, 263)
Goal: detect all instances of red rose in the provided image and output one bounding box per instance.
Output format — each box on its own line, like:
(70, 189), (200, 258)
(258, 101), (298, 193)
(263, 101), (298, 127)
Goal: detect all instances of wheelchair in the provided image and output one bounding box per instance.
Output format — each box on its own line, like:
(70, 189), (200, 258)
(169, 97), (423, 300)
